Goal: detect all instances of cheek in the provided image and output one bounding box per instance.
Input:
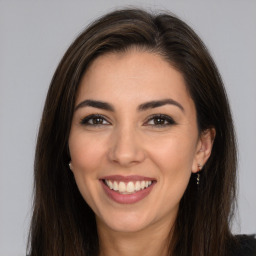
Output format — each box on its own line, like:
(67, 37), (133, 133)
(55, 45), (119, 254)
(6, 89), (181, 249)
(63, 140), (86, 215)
(148, 132), (197, 196)
(69, 133), (107, 175)
(157, 138), (195, 196)
(148, 133), (197, 174)
(68, 133), (107, 209)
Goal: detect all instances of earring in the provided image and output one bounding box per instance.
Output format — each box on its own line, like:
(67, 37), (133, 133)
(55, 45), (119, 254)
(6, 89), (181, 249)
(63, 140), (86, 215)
(68, 162), (72, 170)
(196, 173), (200, 185)
(197, 164), (202, 185)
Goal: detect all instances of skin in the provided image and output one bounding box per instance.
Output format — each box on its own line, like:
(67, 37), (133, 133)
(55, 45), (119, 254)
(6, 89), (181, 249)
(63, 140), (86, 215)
(68, 49), (214, 256)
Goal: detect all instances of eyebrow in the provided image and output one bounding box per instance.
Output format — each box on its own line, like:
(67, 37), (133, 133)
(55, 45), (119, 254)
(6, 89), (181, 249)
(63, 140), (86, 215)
(75, 99), (114, 112)
(75, 98), (184, 112)
(138, 99), (184, 112)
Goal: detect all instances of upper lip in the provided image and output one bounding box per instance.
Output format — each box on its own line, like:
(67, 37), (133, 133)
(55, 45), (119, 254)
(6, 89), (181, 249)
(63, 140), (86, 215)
(100, 175), (156, 182)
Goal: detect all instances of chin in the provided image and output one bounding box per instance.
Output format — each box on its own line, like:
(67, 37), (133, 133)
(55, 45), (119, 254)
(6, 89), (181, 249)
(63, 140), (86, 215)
(96, 210), (153, 233)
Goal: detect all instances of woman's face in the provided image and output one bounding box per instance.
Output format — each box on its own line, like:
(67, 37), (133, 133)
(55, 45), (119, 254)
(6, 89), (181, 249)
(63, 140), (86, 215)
(69, 50), (207, 234)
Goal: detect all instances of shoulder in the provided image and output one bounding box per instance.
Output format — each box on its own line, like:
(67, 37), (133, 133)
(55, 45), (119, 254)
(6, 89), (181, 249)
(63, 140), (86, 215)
(230, 234), (256, 256)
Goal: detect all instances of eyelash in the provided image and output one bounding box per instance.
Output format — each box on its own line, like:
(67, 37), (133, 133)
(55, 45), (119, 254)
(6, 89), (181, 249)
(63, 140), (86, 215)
(80, 114), (176, 127)
(80, 114), (110, 126)
(144, 114), (176, 127)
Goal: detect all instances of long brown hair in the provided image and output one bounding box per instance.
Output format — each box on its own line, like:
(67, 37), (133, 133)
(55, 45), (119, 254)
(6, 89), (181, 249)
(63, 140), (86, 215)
(28, 8), (237, 256)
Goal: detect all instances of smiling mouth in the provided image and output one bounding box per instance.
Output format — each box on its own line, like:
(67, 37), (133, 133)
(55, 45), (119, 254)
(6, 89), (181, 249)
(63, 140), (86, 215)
(103, 179), (155, 194)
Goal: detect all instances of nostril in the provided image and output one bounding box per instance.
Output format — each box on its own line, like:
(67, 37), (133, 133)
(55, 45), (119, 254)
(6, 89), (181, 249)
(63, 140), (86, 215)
(107, 131), (146, 165)
(108, 147), (146, 166)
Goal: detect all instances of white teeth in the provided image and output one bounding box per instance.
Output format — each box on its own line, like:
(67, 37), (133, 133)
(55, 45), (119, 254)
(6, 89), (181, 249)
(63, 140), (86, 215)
(135, 181), (140, 191)
(104, 179), (153, 194)
(119, 182), (126, 193)
(108, 180), (113, 189)
(113, 181), (118, 191)
(127, 181), (135, 193)
(141, 180), (145, 189)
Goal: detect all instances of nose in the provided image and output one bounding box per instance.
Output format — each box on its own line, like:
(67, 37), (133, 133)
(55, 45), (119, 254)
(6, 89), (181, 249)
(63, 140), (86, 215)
(107, 126), (146, 167)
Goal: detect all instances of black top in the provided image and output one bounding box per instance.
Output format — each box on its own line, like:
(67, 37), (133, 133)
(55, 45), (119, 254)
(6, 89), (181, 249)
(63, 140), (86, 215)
(231, 235), (256, 256)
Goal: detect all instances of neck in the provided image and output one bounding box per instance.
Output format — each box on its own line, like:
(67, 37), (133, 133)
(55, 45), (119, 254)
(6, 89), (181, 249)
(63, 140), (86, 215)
(97, 218), (174, 256)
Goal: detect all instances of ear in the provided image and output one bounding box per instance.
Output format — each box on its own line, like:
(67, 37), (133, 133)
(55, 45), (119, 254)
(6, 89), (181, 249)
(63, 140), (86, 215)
(191, 128), (216, 173)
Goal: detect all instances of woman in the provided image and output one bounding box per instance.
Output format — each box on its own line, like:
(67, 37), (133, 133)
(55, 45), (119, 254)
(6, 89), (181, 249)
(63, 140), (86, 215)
(28, 8), (256, 256)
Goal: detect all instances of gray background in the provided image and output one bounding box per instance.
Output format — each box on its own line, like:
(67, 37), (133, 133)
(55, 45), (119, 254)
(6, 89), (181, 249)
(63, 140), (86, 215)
(0, 0), (255, 255)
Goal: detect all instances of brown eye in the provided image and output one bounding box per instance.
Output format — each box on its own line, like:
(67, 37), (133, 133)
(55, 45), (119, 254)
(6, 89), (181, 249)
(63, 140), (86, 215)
(92, 117), (104, 125)
(153, 117), (167, 125)
(145, 114), (176, 127)
(80, 114), (110, 126)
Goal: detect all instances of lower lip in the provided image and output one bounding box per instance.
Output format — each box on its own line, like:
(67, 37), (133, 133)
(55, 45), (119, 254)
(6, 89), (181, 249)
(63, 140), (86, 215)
(101, 180), (155, 204)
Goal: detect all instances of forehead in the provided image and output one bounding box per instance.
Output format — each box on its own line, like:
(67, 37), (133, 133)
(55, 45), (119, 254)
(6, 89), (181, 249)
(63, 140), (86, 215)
(76, 50), (193, 110)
